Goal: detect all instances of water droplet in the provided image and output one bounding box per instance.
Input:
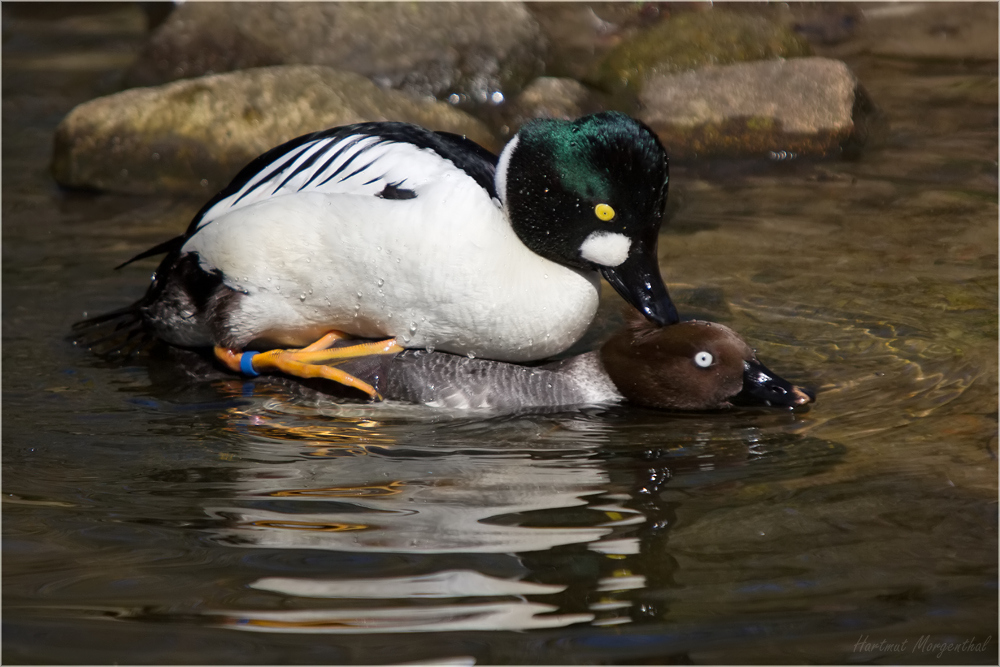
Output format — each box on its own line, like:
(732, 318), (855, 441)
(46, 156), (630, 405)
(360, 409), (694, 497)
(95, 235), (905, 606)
(426, 345), (435, 353)
(299, 294), (306, 301)
(377, 278), (385, 287)
(387, 312), (393, 319)
(409, 322), (417, 333)
(357, 291), (362, 298)
(466, 351), (476, 359)
(275, 285), (280, 291)
(376, 246), (382, 251)
(308, 288), (313, 294)
(543, 273), (549, 279)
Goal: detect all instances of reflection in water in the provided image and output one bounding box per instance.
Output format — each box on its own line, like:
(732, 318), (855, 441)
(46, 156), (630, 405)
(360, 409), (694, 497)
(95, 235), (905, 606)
(252, 570), (568, 598)
(189, 399), (838, 634)
(207, 440), (613, 554)
(209, 601), (592, 634)
(230, 571), (593, 634)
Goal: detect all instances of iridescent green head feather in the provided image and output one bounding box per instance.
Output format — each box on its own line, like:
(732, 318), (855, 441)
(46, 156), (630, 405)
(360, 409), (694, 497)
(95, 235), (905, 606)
(496, 112), (678, 325)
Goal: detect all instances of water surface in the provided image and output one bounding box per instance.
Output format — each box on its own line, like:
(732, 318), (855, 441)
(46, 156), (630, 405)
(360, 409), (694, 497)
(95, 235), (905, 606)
(3, 4), (997, 664)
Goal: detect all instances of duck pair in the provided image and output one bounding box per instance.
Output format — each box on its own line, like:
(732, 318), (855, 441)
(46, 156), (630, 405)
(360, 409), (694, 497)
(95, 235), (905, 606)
(77, 112), (812, 411)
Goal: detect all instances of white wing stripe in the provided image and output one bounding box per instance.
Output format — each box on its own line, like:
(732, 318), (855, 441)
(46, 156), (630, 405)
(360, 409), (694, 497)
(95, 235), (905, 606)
(236, 141), (318, 203)
(193, 132), (483, 232)
(268, 140), (337, 195)
(312, 136), (381, 188)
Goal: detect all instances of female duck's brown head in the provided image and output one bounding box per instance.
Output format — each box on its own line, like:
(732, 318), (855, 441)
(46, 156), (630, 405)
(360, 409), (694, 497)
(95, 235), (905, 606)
(600, 315), (814, 411)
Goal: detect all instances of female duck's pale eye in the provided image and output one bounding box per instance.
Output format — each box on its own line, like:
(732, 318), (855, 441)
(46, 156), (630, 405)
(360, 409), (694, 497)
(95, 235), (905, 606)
(594, 203), (616, 221)
(694, 351), (714, 368)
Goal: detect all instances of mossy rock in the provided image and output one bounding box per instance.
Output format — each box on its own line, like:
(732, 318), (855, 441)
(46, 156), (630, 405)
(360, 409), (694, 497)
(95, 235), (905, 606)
(588, 10), (811, 96)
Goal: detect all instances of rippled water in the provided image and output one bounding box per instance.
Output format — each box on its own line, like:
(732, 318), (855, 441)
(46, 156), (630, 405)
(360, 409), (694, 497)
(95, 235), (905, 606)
(3, 4), (997, 664)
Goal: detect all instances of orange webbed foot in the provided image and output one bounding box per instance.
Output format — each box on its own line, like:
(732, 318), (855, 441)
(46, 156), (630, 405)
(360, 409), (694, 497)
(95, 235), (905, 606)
(214, 332), (403, 399)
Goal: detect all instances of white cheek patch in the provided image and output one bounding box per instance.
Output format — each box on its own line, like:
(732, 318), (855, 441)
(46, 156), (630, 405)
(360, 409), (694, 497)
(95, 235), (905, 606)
(579, 231), (631, 267)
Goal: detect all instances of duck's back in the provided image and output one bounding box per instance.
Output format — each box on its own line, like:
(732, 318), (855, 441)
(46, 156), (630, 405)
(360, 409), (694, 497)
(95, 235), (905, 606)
(373, 349), (622, 411)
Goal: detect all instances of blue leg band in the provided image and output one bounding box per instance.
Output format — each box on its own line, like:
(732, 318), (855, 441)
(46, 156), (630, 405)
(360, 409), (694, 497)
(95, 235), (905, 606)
(239, 351), (260, 377)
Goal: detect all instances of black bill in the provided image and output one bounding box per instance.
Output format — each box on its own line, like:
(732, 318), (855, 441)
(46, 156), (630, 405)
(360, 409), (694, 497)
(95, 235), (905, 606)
(734, 358), (815, 408)
(600, 245), (679, 326)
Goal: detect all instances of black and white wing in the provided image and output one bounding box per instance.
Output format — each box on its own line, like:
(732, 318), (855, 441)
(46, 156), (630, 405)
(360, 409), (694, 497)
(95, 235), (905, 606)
(186, 122), (500, 235)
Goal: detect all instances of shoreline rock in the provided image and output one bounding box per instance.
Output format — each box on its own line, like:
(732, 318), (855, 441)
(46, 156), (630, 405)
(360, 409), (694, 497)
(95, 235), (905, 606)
(52, 65), (495, 195)
(588, 10), (811, 97)
(639, 58), (887, 160)
(124, 2), (546, 116)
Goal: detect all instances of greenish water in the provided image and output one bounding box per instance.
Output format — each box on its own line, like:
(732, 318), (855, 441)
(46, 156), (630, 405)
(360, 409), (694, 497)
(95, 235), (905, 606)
(3, 4), (996, 664)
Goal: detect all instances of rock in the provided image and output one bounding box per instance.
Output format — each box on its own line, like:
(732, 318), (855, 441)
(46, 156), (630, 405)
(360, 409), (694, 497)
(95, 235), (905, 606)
(524, 2), (684, 80)
(52, 65), (495, 195)
(501, 77), (605, 136)
(861, 2), (997, 62)
(638, 57), (887, 160)
(588, 9), (811, 97)
(124, 2), (546, 112)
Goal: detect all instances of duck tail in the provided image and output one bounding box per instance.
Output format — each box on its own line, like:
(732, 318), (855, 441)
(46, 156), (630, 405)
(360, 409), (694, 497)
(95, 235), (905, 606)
(73, 234), (187, 359)
(71, 299), (155, 360)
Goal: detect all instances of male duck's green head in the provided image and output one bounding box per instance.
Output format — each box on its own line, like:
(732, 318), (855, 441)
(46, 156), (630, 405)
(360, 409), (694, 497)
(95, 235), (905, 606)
(496, 111), (678, 326)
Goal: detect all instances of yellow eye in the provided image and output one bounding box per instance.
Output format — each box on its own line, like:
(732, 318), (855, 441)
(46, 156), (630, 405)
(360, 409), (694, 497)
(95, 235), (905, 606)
(594, 203), (616, 221)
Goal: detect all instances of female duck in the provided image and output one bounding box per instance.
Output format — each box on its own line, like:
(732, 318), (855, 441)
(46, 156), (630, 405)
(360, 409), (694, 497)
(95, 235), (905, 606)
(88, 112), (678, 397)
(345, 316), (815, 411)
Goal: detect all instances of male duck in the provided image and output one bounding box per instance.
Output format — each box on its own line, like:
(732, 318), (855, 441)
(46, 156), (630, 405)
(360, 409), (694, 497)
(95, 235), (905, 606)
(321, 315), (815, 411)
(84, 112), (679, 397)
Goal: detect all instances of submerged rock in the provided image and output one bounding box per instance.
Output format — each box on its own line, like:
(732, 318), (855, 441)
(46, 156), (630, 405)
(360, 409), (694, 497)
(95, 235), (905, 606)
(588, 9), (811, 96)
(639, 57), (887, 160)
(52, 65), (494, 195)
(124, 2), (545, 113)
